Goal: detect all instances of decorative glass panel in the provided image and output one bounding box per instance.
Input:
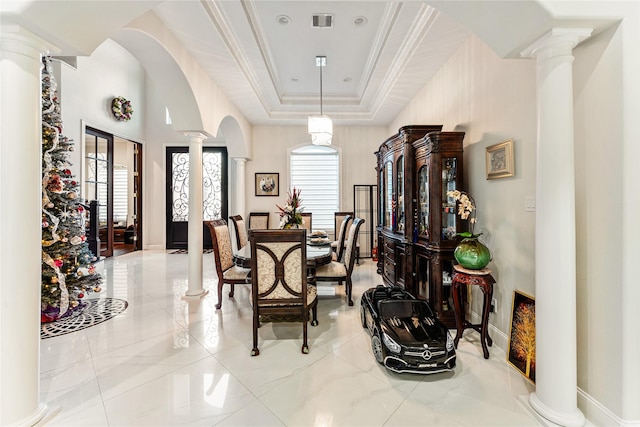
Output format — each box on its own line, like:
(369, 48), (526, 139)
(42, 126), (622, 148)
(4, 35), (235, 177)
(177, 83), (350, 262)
(379, 167), (384, 226)
(171, 152), (189, 222)
(418, 165), (429, 237)
(442, 157), (457, 240)
(396, 155), (404, 232)
(202, 151), (222, 221)
(171, 151), (223, 222)
(384, 161), (393, 228)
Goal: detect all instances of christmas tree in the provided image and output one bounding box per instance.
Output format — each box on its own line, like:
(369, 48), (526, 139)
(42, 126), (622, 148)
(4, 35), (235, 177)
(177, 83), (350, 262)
(41, 56), (103, 322)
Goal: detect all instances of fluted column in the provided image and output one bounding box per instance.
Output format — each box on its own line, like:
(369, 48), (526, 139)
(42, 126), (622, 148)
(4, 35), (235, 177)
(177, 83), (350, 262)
(0, 26), (51, 426)
(521, 28), (592, 427)
(183, 132), (208, 299)
(234, 158), (247, 218)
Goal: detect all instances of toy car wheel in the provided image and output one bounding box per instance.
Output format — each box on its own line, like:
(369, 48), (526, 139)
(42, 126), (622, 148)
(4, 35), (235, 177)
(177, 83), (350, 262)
(371, 330), (384, 364)
(360, 303), (367, 328)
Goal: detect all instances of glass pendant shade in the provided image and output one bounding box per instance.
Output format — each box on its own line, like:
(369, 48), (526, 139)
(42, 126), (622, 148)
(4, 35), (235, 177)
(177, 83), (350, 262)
(308, 114), (332, 145)
(309, 55), (332, 145)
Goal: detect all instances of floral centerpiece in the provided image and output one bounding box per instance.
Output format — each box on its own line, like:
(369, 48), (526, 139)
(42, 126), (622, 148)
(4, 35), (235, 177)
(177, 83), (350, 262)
(277, 187), (304, 229)
(447, 190), (491, 269)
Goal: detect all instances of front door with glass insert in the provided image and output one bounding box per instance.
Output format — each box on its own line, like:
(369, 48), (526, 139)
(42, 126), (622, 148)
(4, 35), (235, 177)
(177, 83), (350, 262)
(165, 147), (228, 249)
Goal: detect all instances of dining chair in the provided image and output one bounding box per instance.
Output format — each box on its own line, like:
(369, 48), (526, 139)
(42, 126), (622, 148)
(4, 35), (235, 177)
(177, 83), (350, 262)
(333, 211), (360, 265)
(300, 212), (312, 231)
(205, 220), (251, 310)
(249, 229), (318, 356)
(315, 217), (365, 306)
(248, 212), (270, 230)
(331, 214), (352, 262)
(229, 215), (248, 253)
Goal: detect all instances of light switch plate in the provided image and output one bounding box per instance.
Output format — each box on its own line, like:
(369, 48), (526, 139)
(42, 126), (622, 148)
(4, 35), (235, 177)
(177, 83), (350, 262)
(525, 196), (536, 212)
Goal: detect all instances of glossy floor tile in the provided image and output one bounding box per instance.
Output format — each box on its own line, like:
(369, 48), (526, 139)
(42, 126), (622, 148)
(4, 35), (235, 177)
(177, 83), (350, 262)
(40, 251), (539, 426)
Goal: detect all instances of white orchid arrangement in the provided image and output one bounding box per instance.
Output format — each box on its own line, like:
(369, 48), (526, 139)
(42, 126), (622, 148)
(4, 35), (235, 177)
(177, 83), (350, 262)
(447, 190), (478, 237)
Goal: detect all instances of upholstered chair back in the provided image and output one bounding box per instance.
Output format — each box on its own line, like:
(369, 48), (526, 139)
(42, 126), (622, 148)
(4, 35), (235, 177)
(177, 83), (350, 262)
(345, 217), (364, 272)
(211, 219), (234, 272)
(249, 212), (270, 230)
(335, 215), (352, 262)
(229, 215), (248, 250)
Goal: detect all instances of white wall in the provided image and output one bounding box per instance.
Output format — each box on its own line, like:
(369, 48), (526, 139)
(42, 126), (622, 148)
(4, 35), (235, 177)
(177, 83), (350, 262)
(573, 10), (639, 424)
(57, 39), (147, 202)
(142, 76), (191, 249)
(245, 125), (388, 230)
(390, 35), (538, 349)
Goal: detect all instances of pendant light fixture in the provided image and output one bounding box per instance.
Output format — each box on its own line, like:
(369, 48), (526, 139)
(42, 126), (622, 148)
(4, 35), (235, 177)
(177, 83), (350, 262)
(308, 56), (332, 145)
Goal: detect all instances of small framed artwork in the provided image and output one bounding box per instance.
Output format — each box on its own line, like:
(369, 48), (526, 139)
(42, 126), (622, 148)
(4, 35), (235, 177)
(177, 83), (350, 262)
(255, 173), (279, 196)
(486, 139), (514, 179)
(507, 290), (536, 384)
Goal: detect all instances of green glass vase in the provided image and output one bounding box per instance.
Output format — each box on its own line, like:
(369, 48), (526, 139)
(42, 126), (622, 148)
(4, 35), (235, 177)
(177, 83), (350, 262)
(454, 237), (491, 270)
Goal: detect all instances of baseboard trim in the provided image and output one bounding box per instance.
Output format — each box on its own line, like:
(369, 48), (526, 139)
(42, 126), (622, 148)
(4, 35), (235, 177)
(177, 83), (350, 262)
(578, 387), (640, 426)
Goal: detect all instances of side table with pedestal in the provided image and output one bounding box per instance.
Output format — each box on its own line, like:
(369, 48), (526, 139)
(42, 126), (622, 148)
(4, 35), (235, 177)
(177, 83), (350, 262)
(452, 264), (495, 359)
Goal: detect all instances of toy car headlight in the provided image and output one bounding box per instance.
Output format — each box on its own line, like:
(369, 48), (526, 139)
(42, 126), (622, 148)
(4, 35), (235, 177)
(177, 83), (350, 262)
(382, 333), (401, 354)
(446, 331), (454, 352)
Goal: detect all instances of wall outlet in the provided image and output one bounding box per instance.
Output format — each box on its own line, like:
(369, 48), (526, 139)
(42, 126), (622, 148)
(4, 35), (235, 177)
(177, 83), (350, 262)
(491, 298), (497, 312)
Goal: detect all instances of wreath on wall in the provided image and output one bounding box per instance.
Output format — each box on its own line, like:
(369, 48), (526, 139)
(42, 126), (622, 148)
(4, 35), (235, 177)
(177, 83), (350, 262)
(111, 96), (133, 121)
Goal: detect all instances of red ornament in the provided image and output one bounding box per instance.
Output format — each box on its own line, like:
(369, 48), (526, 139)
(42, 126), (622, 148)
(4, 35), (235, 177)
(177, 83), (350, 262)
(77, 206), (84, 213)
(63, 169), (71, 175)
(78, 293), (84, 299)
(54, 259), (63, 268)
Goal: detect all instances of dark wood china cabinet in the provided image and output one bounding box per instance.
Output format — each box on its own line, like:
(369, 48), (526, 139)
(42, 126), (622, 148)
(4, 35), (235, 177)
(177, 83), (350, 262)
(375, 125), (465, 327)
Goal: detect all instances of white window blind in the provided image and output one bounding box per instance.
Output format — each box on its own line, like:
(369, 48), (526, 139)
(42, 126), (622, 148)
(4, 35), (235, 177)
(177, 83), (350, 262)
(113, 167), (128, 225)
(290, 145), (339, 232)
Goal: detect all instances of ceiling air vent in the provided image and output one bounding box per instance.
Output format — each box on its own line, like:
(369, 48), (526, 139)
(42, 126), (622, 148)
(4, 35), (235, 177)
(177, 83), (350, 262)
(312, 14), (333, 28)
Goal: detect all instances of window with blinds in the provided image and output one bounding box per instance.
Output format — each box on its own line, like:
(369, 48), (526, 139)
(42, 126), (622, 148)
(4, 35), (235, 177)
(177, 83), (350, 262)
(113, 166), (128, 225)
(290, 145), (339, 233)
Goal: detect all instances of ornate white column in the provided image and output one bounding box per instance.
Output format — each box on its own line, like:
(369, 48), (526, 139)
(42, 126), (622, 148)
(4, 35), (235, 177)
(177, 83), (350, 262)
(183, 132), (208, 299)
(0, 26), (50, 426)
(234, 158), (247, 218)
(521, 28), (591, 427)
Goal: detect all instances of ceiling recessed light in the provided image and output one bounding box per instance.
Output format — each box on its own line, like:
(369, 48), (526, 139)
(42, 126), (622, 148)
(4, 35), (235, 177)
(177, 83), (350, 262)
(277, 15), (291, 25)
(291, 77), (300, 82)
(353, 16), (367, 26)
(343, 77), (352, 82)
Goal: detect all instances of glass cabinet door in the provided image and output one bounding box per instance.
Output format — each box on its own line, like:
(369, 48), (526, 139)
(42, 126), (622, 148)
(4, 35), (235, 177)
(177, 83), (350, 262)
(418, 165), (429, 239)
(396, 155), (404, 232)
(384, 161), (393, 228)
(379, 165), (384, 226)
(442, 157), (458, 240)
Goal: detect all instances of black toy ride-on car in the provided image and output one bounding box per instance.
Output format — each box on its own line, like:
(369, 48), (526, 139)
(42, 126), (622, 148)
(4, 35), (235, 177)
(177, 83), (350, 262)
(360, 284), (456, 374)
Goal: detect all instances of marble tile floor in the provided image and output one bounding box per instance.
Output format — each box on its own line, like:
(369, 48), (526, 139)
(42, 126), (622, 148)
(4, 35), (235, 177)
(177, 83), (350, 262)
(40, 250), (539, 427)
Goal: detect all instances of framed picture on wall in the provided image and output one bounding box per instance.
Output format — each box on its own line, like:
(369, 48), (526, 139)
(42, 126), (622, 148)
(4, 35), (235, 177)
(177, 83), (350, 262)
(507, 290), (536, 384)
(486, 139), (514, 179)
(255, 173), (279, 196)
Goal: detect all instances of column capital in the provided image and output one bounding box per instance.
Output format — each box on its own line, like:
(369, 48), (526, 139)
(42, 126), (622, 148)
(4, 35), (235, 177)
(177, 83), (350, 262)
(182, 131), (209, 141)
(521, 28), (592, 60)
(233, 157), (248, 165)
